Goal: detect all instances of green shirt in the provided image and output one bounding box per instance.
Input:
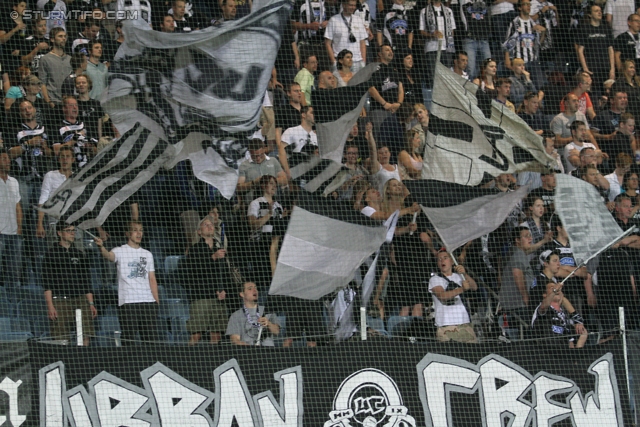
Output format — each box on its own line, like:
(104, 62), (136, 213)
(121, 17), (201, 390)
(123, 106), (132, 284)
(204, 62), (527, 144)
(294, 68), (315, 105)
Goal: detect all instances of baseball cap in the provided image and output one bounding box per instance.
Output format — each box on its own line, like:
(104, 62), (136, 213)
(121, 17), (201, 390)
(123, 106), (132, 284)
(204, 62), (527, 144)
(539, 249), (560, 266)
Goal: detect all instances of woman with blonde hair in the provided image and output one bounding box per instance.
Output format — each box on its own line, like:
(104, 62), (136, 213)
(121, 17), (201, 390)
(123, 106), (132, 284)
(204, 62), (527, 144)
(398, 128), (423, 180)
(411, 103), (429, 146)
(381, 178), (435, 317)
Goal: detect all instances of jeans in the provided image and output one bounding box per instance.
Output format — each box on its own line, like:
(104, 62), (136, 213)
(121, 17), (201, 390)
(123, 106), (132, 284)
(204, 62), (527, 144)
(0, 234), (23, 299)
(491, 10), (517, 56)
(463, 39), (492, 80)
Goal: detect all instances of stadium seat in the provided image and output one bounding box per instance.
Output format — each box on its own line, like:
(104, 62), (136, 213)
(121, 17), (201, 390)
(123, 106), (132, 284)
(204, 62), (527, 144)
(0, 298), (14, 317)
(164, 255), (183, 276)
(159, 298), (189, 320)
(170, 317), (189, 345)
(367, 317), (388, 336)
(17, 297), (50, 338)
(95, 316), (122, 347)
(165, 284), (188, 301)
(16, 285), (44, 302)
(274, 315), (286, 347)
(387, 316), (419, 337)
(0, 317), (34, 342)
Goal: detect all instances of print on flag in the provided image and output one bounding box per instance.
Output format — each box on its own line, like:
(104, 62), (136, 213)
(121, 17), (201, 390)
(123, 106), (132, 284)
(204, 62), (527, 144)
(555, 174), (629, 265)
(424, 62), (555, 185)
(40, 122), (177, 229)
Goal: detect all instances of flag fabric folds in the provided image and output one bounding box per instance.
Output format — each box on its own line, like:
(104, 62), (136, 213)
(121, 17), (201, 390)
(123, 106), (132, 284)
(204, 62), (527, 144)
(269, 194), (388, 300)
(44, 0), (288, 224)
(40, 122), (176, 230)
(554, 174), (626, 265)
(424, 61), (555, 185)
(404, 180), (529, 252)
(108, 0), (291, 135)
(313, 63), (379, 164)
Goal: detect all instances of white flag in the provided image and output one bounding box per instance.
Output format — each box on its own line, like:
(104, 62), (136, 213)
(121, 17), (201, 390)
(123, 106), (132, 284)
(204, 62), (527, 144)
(424, 62), (555, 185)
(555, 174), (625, 265)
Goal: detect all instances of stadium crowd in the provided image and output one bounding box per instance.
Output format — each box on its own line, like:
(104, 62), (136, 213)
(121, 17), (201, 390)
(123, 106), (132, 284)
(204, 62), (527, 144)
(0, 0), (640, 347)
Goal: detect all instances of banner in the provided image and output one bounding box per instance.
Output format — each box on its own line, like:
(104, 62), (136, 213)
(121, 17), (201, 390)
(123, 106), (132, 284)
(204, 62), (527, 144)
(16, 340), (631, 427)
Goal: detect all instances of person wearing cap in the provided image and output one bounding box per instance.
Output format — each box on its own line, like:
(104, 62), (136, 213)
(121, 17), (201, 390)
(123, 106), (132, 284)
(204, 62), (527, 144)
(428, 250), (479, 343)
(182, 211), (230, 345)
(236, 138), (288, 204)
(531, 249), (588, 348)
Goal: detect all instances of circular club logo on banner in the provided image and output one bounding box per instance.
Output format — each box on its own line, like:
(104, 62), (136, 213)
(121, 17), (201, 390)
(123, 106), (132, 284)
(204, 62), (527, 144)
(324, 368), (415, 427)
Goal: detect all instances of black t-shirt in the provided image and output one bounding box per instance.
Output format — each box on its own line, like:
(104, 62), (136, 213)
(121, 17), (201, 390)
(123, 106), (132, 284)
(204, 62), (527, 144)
(460, 0), (491, 40)
(602, 132), (633, 160)
(274, 19), (296, 72)
(613, 31), (640, 68)
(381, 6), (413, 49)
(518, 111), (547, 132)
(43, 244), (92, 298)
(275, 103), (301, 132)
(576, 23), (613, 71)
(592, 109), (621, 136)
(78, 98), (104, 141)
(184, 239), (231, 298)
(532, 301), (572, 339)
(0, 17), (27, 74)
(21, 34), (49, 74)
(11, 122), (51, 178)
(369, 63), (402, 111)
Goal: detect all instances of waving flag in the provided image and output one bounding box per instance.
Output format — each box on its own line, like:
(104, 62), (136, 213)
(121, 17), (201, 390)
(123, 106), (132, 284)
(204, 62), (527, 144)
(424, 61), (555, 185)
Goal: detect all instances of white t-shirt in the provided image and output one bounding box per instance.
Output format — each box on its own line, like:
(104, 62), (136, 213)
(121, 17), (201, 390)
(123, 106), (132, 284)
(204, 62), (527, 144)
(39, 170), (67, 205)
(604, 0), (635, 38)
(490, 1), (514, 16)
(280, 125), (318, 153)
(112, 244), (156, 305)
(605, 172), (622, 201)
(428, 273), (471, 327)
(563, 142), (596, 174)
(325, 13), (368, 62)
(0, 176), (21, 235)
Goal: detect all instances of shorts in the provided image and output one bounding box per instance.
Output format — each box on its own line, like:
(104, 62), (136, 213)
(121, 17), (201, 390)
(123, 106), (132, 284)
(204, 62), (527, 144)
(51, 296), (95, 340)
(187, 299), (228, 334)
(436, 323), (478, 343)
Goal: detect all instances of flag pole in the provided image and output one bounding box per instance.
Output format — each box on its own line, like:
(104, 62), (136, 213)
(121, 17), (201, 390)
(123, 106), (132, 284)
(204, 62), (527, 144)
(560, 226), (637, 284)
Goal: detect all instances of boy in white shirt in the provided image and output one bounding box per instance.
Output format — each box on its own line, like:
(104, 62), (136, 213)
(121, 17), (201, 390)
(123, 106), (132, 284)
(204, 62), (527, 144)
(96, 220), (159, 345)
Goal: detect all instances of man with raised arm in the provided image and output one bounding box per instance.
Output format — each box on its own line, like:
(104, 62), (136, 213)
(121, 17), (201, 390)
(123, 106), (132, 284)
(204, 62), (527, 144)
(95, 221), (159, 345)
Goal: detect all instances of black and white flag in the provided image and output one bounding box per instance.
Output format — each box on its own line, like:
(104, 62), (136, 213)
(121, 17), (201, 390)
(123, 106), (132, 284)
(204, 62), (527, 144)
(555, 174), (632, 265)
(39, 121), (176, 229)
(269, 194), (388, 300)
(404, 180), (529, 252)
(313, 63), (379, 164)
(109, 0), (291, 135)
(424, 62), (555, 185)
